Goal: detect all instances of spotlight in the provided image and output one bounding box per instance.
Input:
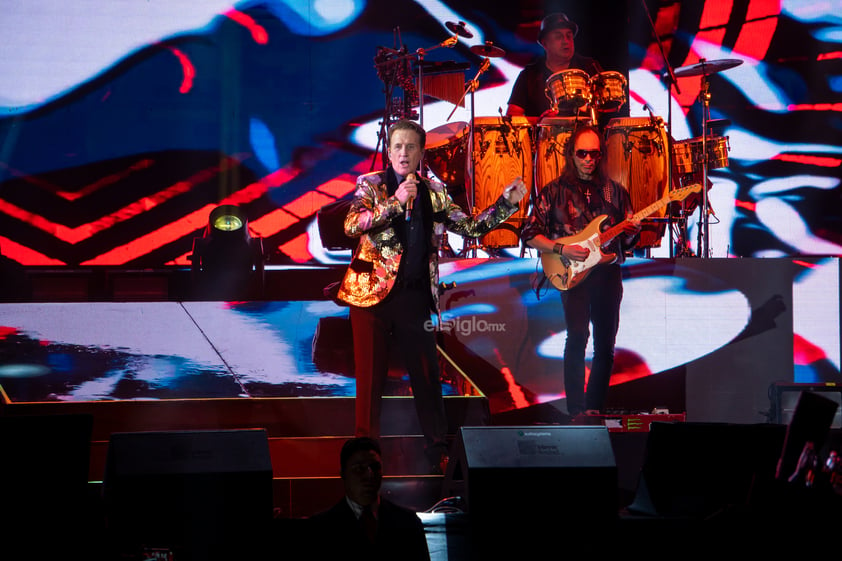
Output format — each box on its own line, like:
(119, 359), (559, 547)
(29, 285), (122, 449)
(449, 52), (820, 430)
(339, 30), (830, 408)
(189, 205), (265, 300)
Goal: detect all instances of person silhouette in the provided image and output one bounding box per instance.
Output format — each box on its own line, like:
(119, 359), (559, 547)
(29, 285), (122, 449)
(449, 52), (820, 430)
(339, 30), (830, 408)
(306, 437), (431, 561)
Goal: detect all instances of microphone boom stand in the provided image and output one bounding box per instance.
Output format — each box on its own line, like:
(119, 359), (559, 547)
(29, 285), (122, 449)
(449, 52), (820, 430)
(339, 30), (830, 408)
(640, 0), (684, 258)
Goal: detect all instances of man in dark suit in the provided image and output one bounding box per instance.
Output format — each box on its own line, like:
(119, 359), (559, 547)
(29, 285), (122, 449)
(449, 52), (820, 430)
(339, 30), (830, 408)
(307, 437), (431, 561)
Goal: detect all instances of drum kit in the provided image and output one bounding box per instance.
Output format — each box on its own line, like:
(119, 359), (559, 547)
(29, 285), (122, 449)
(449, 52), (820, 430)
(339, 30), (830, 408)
(375, 22), (741, 257)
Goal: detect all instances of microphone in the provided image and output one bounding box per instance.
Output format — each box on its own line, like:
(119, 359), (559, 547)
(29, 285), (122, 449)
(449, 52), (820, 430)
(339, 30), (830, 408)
(497, 106), (512, 128)
(643, 103), (657, 126)
(405, 172), (416, 222)
(642, 103), (662, 153)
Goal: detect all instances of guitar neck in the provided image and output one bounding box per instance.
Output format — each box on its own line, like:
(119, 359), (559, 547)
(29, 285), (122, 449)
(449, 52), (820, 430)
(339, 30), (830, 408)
(598, 195), (672, 245)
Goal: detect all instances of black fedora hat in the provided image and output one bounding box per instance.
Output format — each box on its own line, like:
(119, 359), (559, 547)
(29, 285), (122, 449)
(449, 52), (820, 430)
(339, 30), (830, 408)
(537, 12), (579, 42)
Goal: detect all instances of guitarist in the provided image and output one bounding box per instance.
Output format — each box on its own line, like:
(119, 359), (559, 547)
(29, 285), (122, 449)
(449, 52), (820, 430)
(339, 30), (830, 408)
(522, 125), (640, 419)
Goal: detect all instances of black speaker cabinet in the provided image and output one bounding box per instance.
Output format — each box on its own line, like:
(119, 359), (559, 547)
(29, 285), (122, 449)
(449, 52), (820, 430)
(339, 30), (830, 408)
(103, 428), (273, 560)
(1, 413), (93, 505)
(1, 413), (93, 555)
(449, 426), (618, 525)
(629, 421), (788, 518)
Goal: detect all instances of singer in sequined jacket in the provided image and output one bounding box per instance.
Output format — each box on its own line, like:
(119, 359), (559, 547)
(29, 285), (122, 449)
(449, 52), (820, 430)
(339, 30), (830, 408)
(336, 118), (527, 474)
(337, 170), (518, 310)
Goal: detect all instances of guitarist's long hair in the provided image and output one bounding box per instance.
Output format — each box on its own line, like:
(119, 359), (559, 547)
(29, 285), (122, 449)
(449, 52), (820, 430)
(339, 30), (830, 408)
(560, 125), (608, 185)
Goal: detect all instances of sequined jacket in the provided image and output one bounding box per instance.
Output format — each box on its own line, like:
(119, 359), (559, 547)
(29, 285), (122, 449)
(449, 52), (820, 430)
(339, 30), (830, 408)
(338, 170), (518, 310)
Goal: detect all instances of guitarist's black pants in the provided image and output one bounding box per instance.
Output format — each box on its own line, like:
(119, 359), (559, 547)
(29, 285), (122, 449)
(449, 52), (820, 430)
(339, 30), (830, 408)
(561, 263), (623, 415)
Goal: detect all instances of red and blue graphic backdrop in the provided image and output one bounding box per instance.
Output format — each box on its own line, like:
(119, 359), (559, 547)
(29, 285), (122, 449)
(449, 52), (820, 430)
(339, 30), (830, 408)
(0, 0), (839, 266)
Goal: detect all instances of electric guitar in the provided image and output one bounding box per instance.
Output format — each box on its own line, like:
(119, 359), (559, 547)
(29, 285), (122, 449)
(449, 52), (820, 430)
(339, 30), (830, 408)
(540, 184), (702, 291)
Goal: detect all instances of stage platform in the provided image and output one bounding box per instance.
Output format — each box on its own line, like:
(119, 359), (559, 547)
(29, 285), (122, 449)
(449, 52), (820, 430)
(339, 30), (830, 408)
(2, 257), (841, 558)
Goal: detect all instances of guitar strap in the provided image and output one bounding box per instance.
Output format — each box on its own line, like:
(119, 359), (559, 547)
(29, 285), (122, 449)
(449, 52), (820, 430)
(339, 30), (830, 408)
(533, 264), (549, 300)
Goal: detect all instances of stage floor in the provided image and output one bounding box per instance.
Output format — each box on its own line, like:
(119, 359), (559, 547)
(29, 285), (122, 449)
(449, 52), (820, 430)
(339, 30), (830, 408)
(0, 299), (439, 402)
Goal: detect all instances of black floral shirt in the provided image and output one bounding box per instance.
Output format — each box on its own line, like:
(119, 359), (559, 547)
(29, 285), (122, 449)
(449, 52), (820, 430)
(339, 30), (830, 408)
(521, 175), (637, 264)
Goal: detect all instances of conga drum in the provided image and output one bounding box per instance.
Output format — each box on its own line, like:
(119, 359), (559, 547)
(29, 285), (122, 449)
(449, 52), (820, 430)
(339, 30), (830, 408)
(469, 116), (533, 248)
(603, 117), (672, 248)
(534, 116), (591, 190)
(425, 121), (469, 187)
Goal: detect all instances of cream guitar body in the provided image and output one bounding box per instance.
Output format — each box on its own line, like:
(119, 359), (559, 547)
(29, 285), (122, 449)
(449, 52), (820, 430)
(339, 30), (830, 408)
(540, 184), (702, 291)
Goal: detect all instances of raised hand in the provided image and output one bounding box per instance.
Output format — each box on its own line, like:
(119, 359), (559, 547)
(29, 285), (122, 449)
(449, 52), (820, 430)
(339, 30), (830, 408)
(503, 177), (528, 204)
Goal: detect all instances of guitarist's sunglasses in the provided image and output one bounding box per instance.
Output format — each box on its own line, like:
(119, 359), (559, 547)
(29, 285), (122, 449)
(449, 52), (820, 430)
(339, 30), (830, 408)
(575, 149), (602, 160)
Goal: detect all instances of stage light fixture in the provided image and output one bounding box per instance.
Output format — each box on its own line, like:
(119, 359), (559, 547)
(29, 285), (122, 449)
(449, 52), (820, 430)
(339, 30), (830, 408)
(213, 212), (243, 232)
(189, 205), (265, 300)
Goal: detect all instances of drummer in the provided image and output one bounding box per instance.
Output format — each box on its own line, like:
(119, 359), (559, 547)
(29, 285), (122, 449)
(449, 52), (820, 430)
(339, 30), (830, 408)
(506, 12), (602, 120)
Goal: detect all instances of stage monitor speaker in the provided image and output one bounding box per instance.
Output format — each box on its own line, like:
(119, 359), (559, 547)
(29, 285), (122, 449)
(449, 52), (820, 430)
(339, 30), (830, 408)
(103, 428), (273, 560)
(629, 421), (787, 518)
(1, 414), (94, 556)
(449, 426), (618, 527)
(1, 413), (93, 504)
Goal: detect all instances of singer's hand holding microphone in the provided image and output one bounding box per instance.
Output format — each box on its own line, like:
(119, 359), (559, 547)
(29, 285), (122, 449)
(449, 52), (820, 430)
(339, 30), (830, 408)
(400, 172), (419, 222)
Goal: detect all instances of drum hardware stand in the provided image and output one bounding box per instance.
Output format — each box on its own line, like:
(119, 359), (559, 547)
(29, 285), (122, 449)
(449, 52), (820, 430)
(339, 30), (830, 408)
(641, 0), (686, 258)
(697, 73), (713, 258)
(413, 33), (465, 260)
(415, 35), (459, 129)
(495, 108), (531, 258)
(371, 29), (459, 170)
(372, 43), (412, 171)
(448, 56), (492, 258)
(671, 57), (742, 258)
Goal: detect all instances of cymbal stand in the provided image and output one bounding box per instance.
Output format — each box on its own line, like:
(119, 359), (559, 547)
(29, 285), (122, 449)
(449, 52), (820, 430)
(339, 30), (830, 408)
(641, 0), (686, 258)
(415, 35), (458, 129)
(697, 75), (712, 258)
(415, 37), (456, 192)
(450, 58), (490, 258)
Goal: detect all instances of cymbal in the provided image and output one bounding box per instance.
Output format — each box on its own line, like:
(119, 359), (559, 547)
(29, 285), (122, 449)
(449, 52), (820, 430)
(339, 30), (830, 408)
(470, 41), (505, 58)
(673, 58), (743, 78)
(446, 20), (473, 39)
